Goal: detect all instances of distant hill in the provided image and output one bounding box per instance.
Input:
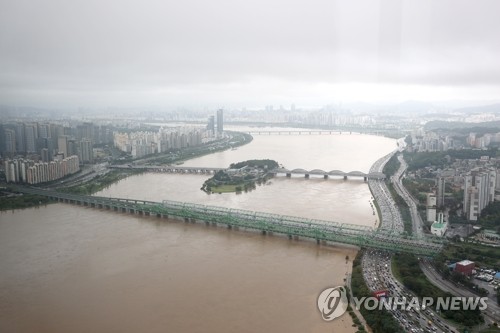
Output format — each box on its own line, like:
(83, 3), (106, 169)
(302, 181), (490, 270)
(452, 103), (500, 114)
(424, 120), (500, 131)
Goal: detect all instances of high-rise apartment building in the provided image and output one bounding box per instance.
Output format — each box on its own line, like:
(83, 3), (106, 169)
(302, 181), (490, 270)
(58, 135), (69, 158)
(463, 168), (497, 221)
(24, 123), (37, 153)
(79, 139), (93, 163)
(207, 115), (215, 134)
(436, 177), (445, 208)
(216, 109), (223, 134)
(426, 193), (437, 223)
(15, 123), (25, 153)
(4, 128), (16, 153)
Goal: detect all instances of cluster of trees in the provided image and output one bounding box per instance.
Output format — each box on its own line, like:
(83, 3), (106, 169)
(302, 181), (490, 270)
(202, 159), (278, 193)
(0, 192), (51, 211)
(351, 252), (401, 333)
(61, 170), (139, 195)
(436, 242), (500, 272)
(404, 151), (449, 171)
(479, 201), (500, 233)
(229, 159), (279, 170)
(382, 154), (400, 177)
(393, 253), (484, 327)
(404, 149), (499, 172)
(401, 178), (434, 206)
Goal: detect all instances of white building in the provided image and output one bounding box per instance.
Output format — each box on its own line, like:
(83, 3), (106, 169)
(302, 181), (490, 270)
(431, 212), (447, 237)
(463, 167), (497, 221)
(426, 193), (437, 223)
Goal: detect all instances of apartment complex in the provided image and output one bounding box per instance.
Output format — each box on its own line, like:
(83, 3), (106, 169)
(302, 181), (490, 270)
(463, 167), (497, 221)
(4, 156), (80, 185)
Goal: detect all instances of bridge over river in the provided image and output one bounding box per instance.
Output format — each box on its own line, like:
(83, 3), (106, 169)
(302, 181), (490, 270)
(17, 187), (443, 256)
(245, 130), (390, 136)
(109, 165), (386, 180)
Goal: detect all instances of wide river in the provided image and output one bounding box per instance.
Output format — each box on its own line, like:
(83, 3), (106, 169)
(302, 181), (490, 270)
(0, 128), (396, 333)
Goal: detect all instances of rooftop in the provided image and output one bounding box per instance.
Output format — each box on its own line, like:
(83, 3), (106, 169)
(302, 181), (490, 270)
(457, 260), (474, 266)
(431, 222), (447, 229)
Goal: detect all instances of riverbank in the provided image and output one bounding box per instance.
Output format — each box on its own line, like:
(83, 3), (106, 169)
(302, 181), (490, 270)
(0, 189), (52, 211)
(0, 131), (254, 210)
(119, 131), (252, 165)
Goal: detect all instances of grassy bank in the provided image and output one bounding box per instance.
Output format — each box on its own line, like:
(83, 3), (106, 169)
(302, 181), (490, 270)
(0, 191), (52, 211)
(60, 169), (142, 195)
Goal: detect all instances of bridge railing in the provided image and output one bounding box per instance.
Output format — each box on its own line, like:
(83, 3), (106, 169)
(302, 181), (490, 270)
(12, 186), (444, 256)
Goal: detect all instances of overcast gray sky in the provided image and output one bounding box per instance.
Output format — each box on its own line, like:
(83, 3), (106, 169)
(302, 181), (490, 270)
(1, 0), (499, 108)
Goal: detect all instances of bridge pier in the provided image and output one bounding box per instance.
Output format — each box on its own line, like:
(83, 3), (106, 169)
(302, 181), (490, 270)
(343, 175), (347, 180)
(323, 174), (328, 179)
(286, 173), (291, 177)
(305, 174), (309, 179)
(364, 176), (367, 182)
(316, 239), (320, 245)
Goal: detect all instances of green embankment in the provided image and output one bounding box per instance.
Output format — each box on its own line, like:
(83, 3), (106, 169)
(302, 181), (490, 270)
(0, 192), (52, 211)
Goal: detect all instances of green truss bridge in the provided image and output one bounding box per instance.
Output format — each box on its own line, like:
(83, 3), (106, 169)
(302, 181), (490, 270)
(17, 187), (444, 256)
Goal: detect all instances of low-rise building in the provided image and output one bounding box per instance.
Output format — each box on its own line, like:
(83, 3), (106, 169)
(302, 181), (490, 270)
(430, 212), (447, 237)
(455, 260), (475, 276)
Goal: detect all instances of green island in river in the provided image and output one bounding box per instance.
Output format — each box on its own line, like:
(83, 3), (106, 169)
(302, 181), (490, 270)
(201, 159), (279, 194)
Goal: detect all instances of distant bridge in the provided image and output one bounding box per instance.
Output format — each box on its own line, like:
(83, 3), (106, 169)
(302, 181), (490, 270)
(271, 168), (386, 180)
(16, 187), (443, 256)
(245, 130), (388, 136)
(109, 165), (385, 180)
(109, 165), (225, 174)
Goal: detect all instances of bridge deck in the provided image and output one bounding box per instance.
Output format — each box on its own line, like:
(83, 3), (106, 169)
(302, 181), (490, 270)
(16, 187), (444, 256)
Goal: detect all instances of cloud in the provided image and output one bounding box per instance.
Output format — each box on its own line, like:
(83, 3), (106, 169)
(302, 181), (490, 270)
(1, 0), (499, 107)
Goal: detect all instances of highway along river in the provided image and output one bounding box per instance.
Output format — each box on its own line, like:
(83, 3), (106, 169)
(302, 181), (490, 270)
(0, 130), (395, 333)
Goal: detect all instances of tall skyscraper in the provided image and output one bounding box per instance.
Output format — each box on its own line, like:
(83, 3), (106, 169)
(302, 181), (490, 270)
(436, 177), (445, 208)
(207, 115), (215, 134)
(79, 139), (93, 164)
(0, 125), (5, 154)
(58, 135), (69, 158)
(15, 123), (25, 153)
(24, 123), (37, 153)
(4, 129), (16, 153)
(426, 193), (437, 223)
(216, 109), (223, 134)
(38, 123), (50, 139)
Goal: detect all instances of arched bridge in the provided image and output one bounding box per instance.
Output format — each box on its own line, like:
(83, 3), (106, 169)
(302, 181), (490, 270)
(271, 168), (386, 180)
(109, 165), (386, 180)
(16, 187), (443, 256)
